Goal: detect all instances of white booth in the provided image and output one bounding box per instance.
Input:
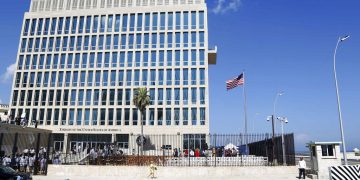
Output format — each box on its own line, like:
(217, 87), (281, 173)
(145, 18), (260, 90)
(307, 142), (342, 179)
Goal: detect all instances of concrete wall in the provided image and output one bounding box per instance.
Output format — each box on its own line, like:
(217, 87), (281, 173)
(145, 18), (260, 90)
(47, 165), (298, 179)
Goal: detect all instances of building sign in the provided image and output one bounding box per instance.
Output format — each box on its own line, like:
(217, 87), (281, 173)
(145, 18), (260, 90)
(59, 128), (121, 133)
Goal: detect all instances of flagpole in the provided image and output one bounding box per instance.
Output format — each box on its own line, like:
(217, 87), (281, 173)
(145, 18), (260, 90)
(242, 71), (248, 154)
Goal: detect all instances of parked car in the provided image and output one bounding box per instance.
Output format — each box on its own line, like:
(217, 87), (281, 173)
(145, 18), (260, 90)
(0, 166), (32, 180)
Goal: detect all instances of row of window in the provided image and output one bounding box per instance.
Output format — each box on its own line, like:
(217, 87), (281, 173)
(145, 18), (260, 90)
(14, 69), (206, 88)
(23, 11), (205, 36)
(18, 50), (206, 70)
(12, 107), (206, 126)
(20, 32), (205, 53)
(12, 88), (206, 107)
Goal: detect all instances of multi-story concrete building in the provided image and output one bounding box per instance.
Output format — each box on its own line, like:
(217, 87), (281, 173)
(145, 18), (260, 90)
(9, 0), (216, 152)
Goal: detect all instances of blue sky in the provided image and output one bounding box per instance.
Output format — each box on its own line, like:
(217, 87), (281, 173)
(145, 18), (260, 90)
(1, 0), (360, 151)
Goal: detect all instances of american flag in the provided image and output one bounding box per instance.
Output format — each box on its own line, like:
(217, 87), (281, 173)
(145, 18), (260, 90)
(226, 73), (244, 90)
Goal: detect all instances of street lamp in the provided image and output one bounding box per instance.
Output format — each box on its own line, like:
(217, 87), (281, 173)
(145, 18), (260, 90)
(269, 91), (284, 164)
(333, 35), (350, 165)
(277, 116), (288, 165)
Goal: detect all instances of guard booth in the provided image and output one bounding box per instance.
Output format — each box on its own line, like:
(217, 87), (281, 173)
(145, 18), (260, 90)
(307, 142), (342, 179)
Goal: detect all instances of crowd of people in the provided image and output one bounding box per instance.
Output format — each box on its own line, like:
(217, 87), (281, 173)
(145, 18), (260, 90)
(1, 147), (48, 174)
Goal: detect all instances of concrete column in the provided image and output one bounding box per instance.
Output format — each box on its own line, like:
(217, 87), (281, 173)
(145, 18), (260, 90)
(63, 133), (68, 153)
(112, 134), (116, 144)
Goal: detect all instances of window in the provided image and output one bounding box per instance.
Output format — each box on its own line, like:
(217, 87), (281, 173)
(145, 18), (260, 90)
(321, 145), (335, 157)
(152, 13), (158, 30)
(200, 32), (205, 47)
(125, 89), (131, 105)
(50, 18), (57, 35)
(132, 108), (138, 125)
(93, 89), (100, 105)
(152, 33), (157, 48)
(167, 33), (173, 48)
(166, 69), (172, 86)
(191, 32), (196, 47)
(100, 108), (106, 125)
(65, 17), (71, 34)
(80, 71), (86, 87)
(84, 36), (89, 50)
(158, 88), (163, 105)
(192, 108), (197, 125)
(117, 89), (123, 105)
(200, 87), (205, 105)
(86, 89), (92, 105)
(175, 88), (180, 105)
(175, 69), (180, 85)
(184, 33), (189, 48)
(137, 14), (142, 31)
(82, 53), (88, 68)
(79, 16), (84, 33)
(149, 108), (154, 125)
(93, 16), (99, 33)
(97, 52), (103, 67)
(72, 71), (79, 87)
(107, 15), (113, 32)
(142, 69), (148, 86)
(116, 108), (122, 125)
(199, 11), (204, 29)
(144, 33), (149, 48)
(126, 70), (132, 86)
(86, 16), (91, 33)
(183, 88), (188, 105)
(58, 18), (64, 34)
(109, 89), (115, 105)
(102, 70), (109, 86)
(145, 13), (150, 31)
(176, 32), (181, 48)
(101, 89), (108, 105)
(46, 109), (52, 125)
(183, 69), (188, 85)
(166, 88), (172, 105)
(37, 18), (43, 35)
(65, 71), (71, 87)
(77, 89), (84, 106)
(184, 11), (189, 29)
(109, 108), (114, 126)
(183, 50), (188, 66)
(150, 89), (155, 105)
(72, 17), (78, 34)
(175, 50), (180, 66)
(98, 35), (104, 50)
(191, 88), (197, 105)
(111, 70), (116, 86)
(191, 68), (197, 85)
(150, 70), (156, 85)
(183, 108), (188, 125)
(143, 51), (148, 67)
(129, 14), (135, 31)
(124, 108), (130, 125)
(92, 109), (98, 125)
(157, 108), (163, 126)
(63, 90), (69, 105)
(200, 68), (205, 85)
(85, 109), (90, 125)
(176, 12), (181, 30)
(134, 70), (140, 86)
(191, 11), (197, 29)
(44, 18), (50, 35)
(76, 109), (83, 125)
(23, 19), (30, 36)
(100, 15), (106, 32)
(200, 108), (206, 125)
(118, 70), (124, 86)
(122, 14), (128, 32)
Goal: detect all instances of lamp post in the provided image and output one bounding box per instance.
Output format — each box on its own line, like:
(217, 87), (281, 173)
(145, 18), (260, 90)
(277, 116), (288, 165)
(270, 91), (284, 164)
(333, 35), (350, 165)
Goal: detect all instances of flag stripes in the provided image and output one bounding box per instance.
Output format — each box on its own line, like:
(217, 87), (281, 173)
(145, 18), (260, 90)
(330, 165), (360, 180)
(226, 73), (244, 90)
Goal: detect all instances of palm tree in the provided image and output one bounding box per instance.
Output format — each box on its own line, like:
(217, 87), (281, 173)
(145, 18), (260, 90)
(133, 87), (150, 156)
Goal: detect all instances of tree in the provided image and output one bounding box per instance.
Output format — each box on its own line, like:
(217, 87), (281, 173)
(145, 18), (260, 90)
(133, 87), (150, 156)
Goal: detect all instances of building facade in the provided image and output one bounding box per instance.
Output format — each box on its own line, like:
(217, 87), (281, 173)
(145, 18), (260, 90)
(9, 0), (216, 152)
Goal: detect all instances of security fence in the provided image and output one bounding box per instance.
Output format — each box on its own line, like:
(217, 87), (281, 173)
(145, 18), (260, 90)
(0, 123), (52, 175)
(48, 133), (295, 167)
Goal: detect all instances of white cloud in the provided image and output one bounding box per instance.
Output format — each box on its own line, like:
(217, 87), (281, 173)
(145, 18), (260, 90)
(213, 0), (242, 14)
(1, 63), (16, 83)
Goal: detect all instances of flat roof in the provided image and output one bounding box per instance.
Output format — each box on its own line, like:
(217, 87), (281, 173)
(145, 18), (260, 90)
(307, 141), (342, 146)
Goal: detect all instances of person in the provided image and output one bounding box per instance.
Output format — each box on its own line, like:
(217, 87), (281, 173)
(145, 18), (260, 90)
(298, 157), (306, 179)
(148, 161), (157, 179)
(190, 149), (194, 157)
(28, 155), (35, 173)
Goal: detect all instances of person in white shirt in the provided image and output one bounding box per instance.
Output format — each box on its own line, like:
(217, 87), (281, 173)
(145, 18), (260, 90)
(298, 157), (307, 179)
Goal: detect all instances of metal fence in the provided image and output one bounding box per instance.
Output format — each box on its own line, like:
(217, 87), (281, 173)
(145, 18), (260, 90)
(0, 123), (52, 175)
(48, 133), (295, 167)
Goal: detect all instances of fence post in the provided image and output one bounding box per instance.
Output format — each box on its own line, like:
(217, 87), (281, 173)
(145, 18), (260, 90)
(0, 133), (3, 156)
(188, 135), (190, 167)
(12, 133), (19, 160)
(214, 134), (216, 167)
(34, 133), (41, 175)
(45, 133), (52, 175)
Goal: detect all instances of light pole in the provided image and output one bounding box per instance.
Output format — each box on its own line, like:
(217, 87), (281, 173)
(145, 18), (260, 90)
(333, 35), (350, 165)
(271, 91), (284, 164)
(277, 116), (288, 165)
